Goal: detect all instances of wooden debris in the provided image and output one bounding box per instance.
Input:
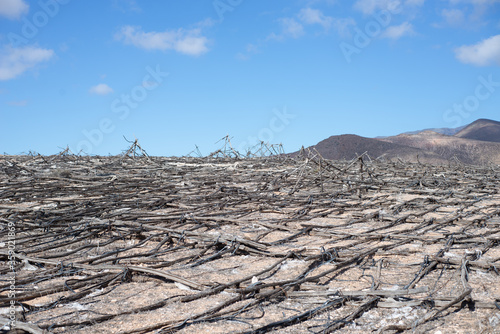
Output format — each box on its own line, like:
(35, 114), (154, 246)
(0, 153), (499, 333)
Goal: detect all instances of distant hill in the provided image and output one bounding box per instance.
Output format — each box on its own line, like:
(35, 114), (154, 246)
(454, 119), (500, 142)
(403, 125), (467, 136)
(293, 119), (500, 165)
(300, 134), (449, 164)
(380, 130), (500, 164)
(377, 125), (466, 139)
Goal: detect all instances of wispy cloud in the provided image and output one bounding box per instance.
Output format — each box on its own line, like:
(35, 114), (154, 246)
(455, 34), (500, 66)
(112, 0), (141, 13)
(115, 26), (210, 56)
(0, 0), (29, 20)
(268, 18), (305, 40)
(89, 83), (114, 95)
(246, 7), (356, 59)
(353, 0), (401, 15)
(441, 8), (465, 26)
(8, 100), (28, 107)
(382, 22), (415, 39)
(331, 18), (357, 38)
(405, 0), (425, 6)
(445, 0), (500, 22)
(297, 7), (357, 37)
(448, 0), (500, 6)
(236, 43), (261, 60)
(298, 8), (333, 29)
(269, 8), (356, 41)
(0, 45), (54, 81)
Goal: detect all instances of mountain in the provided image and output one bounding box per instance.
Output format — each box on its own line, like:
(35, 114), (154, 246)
(300, 134), (449, 164)
(454, 119), (500, 142)
(293, 119), (500, 165)
(403, 125), (467, 136)
(376, 125), (467, 139)
(380, 130), (500, 164)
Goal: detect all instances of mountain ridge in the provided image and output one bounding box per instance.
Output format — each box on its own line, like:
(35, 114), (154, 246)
(454, 118), (500, 142)
(294, 119), (500, 165)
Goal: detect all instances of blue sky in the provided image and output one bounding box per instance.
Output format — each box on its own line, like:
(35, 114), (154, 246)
(0, 0), (499, 156)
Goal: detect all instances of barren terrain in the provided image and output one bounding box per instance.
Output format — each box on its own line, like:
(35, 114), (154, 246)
(1, 152), (500, 333)
(298, 119), (500, 164)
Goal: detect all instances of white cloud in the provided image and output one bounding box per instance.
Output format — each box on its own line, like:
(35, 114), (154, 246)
(447, 0), (500, 21)
(291, 8), (356, 38)
(236, 43), (261, 61)
(236, 53), (249, 61)
(196, 18), (217, 29)
(449, 0), (499, 5)
(331, 18), (357, 38)
(405, 0), (425, 6)
(441, 8), (465, 26)
(0, 46), (54, 81)
(382, 21), (414, 39)
(112, 0), (141, 13)
(89, 83), (114, 95)
(455, 34), (500, 66)
(268, 18), (305, 40)
(246, 43), (259, 53)
(280, 18), (305, 38)
(353, 0), (401, 15)
(8, 100), (27, 107)
(304, 0), (338, 5)
(0, 0), (29, 20)
(115, 26), (209, 56)
(298, 8), (333, 29)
